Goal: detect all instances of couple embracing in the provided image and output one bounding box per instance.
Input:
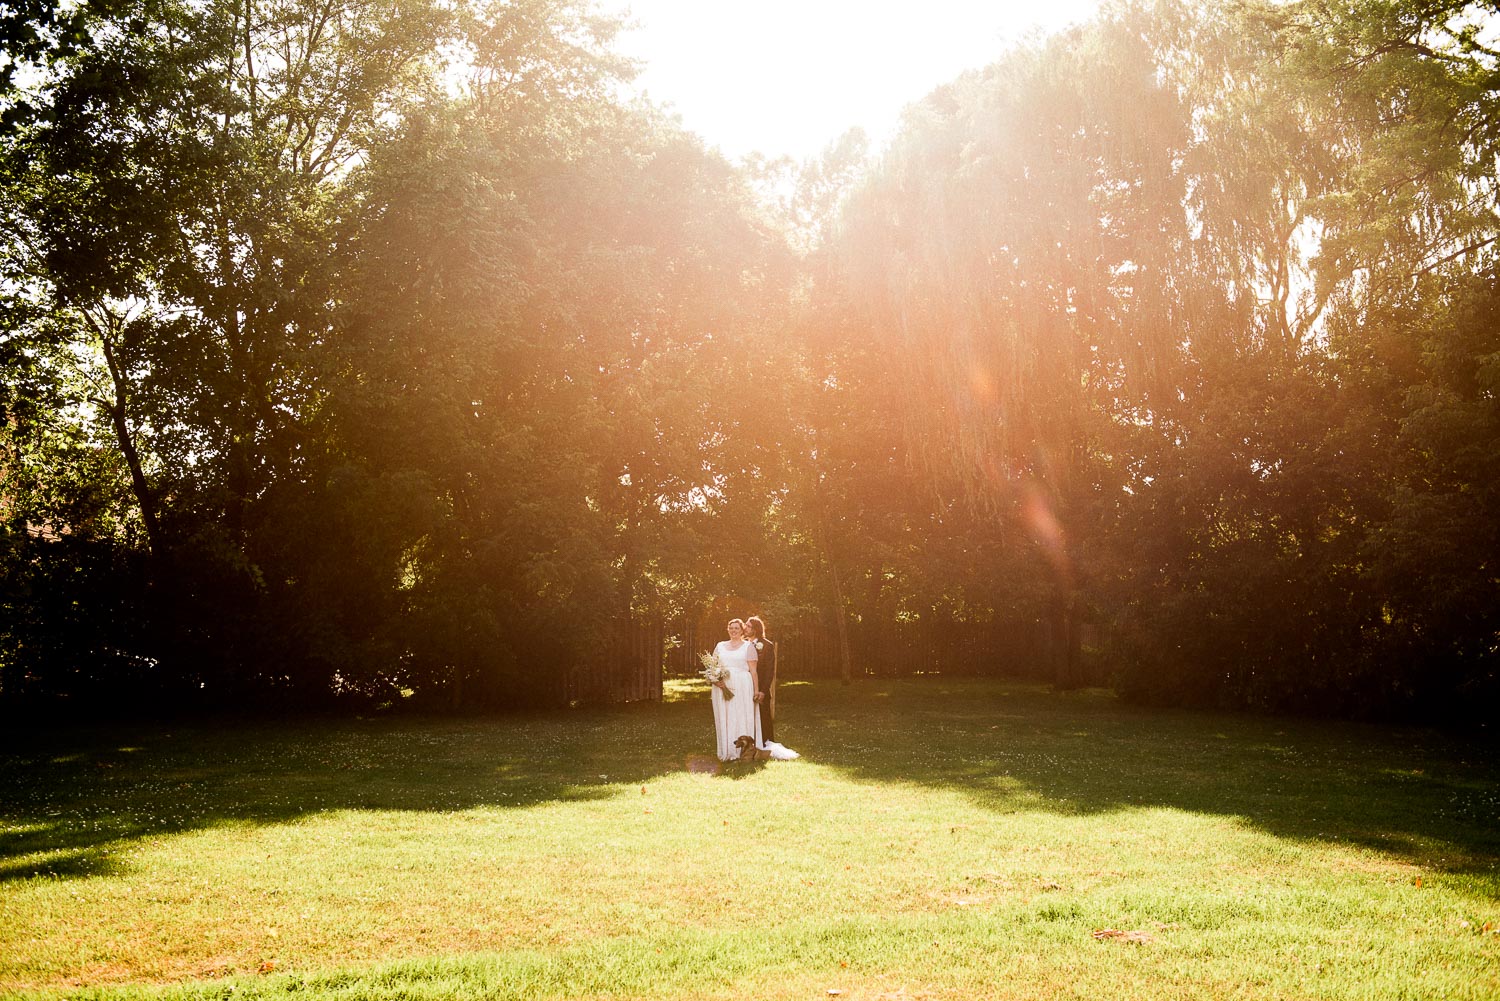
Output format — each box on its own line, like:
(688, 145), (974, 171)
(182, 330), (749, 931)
(708, 616), (799, 762)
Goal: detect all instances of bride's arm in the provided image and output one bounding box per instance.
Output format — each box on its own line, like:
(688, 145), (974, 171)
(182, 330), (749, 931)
(747, 648), (760, 701)
(714, 641), (732, 691)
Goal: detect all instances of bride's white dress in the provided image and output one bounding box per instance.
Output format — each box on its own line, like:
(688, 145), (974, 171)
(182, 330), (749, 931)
(711, 639), (799, 762)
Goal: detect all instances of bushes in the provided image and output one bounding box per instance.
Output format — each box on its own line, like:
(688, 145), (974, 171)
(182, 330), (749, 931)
(0, 532), (159, 709)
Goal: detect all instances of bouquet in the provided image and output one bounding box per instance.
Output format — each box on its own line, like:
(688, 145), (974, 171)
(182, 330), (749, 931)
(699, 652), (733, 699)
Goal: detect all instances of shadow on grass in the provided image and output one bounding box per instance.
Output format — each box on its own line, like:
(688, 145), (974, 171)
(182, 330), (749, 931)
(0, 700), (698, 883)
(789, 679), (1500, 881)
(2, 678), (1496, 885)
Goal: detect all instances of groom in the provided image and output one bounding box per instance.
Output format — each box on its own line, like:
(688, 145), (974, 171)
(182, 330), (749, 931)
(747, 616), (777, 743)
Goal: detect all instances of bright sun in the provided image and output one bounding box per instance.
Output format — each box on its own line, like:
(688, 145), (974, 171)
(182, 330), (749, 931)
(609, 0), (1107, 162)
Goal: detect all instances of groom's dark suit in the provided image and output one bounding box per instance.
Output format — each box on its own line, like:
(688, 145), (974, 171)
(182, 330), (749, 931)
(756, 637), (778, 743)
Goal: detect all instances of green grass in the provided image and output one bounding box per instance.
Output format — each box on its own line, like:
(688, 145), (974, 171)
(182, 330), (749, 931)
(1, 678), (1497, 1000)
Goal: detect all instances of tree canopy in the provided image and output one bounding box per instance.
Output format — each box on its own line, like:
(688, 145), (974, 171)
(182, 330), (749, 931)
(3, 0), (1496, 720)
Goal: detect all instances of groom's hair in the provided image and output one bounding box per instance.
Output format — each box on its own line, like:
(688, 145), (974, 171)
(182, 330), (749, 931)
(747, 615), (768, 639)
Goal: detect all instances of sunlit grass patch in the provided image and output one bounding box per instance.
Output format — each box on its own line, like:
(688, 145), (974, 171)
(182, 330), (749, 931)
(1, 679), (1497, 999)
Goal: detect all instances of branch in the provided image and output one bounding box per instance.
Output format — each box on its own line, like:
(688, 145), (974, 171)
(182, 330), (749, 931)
(243, 0), (260, 130)
(1409, 234), (1500, 277)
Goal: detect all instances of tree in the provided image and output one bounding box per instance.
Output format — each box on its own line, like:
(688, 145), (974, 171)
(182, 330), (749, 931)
(827, 6), (1195, 687)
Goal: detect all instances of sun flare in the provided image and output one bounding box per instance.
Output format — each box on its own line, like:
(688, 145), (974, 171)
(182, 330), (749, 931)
(611, 0), (1106, 160)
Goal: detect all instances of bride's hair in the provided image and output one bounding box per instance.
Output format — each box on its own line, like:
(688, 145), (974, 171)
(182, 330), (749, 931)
(747, 616), (768, 639)
(727, 617), (745, 631)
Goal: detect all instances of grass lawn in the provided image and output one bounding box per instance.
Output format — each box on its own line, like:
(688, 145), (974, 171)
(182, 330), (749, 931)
(1, 678), (1497, 1000)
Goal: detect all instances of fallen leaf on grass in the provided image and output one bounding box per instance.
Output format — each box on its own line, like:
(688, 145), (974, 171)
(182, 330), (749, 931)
(1093, 928), (1155, 944)
(258, 961), (277, 974)
(826, 991), (843, 997)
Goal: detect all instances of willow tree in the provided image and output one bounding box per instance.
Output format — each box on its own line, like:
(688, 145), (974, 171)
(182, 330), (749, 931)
(1042, 0), (1500, 714)
(1280, 0), (1500, 713)
(829, 4), (1195, 686)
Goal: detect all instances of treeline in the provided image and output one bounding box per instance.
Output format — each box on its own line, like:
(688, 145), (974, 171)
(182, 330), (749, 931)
(1, 0), (1496, 719)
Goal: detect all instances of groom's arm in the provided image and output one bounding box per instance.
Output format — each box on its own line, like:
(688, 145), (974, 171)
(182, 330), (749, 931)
(761, 643), (776, 693)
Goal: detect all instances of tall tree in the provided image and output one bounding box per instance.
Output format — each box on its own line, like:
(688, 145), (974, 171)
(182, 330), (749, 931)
(829, 6), (1194, 687)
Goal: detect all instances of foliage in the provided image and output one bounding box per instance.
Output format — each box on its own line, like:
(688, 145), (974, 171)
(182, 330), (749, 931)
(2, 0), (1498, 718)
(819, 0), (1500, 716)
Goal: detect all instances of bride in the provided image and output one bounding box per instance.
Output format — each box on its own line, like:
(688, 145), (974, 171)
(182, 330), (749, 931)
(710, 618), (798, 762)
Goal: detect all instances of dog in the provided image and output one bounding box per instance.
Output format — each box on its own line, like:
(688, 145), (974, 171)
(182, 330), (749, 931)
(734, 735), (772, 761)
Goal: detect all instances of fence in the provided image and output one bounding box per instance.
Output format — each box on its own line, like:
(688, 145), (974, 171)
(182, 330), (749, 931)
(575, 612), (1100, 705)
(667, 614), (1064, 683)
(564, 618), (665, 705)
(776, 616), (1056, 681)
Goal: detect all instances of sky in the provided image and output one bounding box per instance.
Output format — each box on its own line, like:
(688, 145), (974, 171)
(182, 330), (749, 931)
(606, 0), (1107, 163)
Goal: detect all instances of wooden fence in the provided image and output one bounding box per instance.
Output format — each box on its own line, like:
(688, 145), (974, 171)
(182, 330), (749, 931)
(564, 618), (665, 705)
(571, 612), (1103, 705)
(667, 614), (1065, 683)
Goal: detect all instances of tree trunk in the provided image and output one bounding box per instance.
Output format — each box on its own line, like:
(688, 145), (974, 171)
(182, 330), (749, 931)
(1051, 586), (1082, 690)
(805, 456), (855, 684)
(827, 550), (854, 685)
(95, 317), (163, 556)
